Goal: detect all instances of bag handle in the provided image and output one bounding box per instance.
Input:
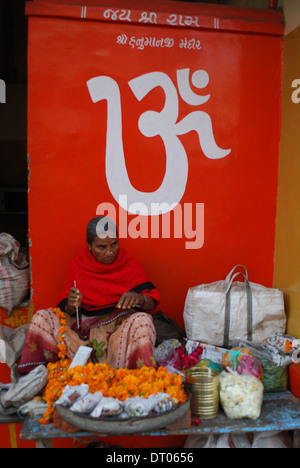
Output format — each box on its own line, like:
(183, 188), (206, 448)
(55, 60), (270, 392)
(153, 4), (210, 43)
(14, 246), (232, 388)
(225, 265), (248, 283)
(224, 271), (253, 349)
(224, 271), (247, 294)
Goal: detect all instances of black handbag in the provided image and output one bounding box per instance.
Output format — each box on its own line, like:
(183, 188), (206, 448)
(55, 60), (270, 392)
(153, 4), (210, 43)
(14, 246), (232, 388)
(151, 311), (186, 346)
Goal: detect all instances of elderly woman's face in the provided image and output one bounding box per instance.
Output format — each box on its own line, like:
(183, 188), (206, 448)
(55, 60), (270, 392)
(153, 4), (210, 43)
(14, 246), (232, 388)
(89, 232), (119, 264)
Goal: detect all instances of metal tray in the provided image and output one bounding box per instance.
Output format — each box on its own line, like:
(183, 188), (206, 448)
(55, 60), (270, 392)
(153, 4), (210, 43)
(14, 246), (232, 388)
(56, 397), (190, 435)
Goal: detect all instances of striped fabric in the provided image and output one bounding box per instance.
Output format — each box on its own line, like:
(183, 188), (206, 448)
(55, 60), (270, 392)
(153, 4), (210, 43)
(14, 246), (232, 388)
(0, 233), (30, 315)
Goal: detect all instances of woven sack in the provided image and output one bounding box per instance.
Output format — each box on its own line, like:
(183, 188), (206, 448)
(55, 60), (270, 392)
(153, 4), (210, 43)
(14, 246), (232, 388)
(0, 233), (30, 315)
(183, 265), (286, 348)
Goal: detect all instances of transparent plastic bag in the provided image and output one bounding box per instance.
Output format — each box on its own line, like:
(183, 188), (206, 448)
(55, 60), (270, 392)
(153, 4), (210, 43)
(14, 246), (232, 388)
(235, 339), (288, 392)
(219, 371), (263, 420)
(222, 347), (263, 380)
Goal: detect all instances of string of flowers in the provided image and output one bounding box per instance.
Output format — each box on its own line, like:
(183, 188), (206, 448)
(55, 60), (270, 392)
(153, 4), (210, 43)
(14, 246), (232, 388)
(51, 307), (68, 360)
(39, 308), (69, 424)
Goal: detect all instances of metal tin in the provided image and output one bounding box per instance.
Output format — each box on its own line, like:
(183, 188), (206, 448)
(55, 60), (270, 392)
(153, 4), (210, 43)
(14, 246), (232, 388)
(196, 359), (211, 368)
(185, 367), (219, 419)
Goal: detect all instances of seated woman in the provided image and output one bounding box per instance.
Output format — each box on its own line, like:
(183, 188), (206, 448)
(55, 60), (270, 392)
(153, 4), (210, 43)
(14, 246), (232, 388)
(18, 216), (160, 373)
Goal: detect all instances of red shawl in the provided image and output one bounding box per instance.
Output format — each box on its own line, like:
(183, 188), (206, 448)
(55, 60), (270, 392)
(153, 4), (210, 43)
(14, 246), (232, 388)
(56, 247), (160, 315)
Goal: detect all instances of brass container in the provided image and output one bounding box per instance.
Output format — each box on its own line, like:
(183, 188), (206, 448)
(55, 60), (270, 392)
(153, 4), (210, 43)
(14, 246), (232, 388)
(185, 367), (220, 419)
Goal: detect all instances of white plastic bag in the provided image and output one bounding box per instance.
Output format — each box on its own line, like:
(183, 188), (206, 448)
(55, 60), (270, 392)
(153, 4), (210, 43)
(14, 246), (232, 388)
(124, 393), (176, 417)
(55, 384), (89, 407)
(0, 324), (29, 367)
(70, 392), (103, 414)
(69, 346), (93, 369)
(90, 397), (123, 418)
(219, 371), (263, 420)
(183, 265), (286, 348)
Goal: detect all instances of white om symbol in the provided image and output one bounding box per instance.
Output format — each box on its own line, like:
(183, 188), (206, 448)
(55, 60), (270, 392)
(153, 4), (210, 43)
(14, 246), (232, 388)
(87, 68), (231, 215)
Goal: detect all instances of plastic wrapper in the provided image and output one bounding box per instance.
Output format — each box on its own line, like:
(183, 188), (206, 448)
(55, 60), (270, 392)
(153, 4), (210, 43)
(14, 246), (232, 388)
(124, 393), (177, 417)
(219, 371), (264, 420)
(196, 359), (222, 373)
(260, 358), (287, 393)
(185, 340), (228, 365)
(235, 339), (287, 393)
(222, 347), (263, 381)
(90, 397), (123, 418)
(266, 333), (295, 354)
(55, 384), (89, 407)
(154, 394), (178, 413)
(70, 391), (103, 414)
(265, 332), (296, 366)
(0, 324), (29, 368)
(69, 346), (93, 369)
(153, 339), (201, 375)
(153, 340), (180, 368)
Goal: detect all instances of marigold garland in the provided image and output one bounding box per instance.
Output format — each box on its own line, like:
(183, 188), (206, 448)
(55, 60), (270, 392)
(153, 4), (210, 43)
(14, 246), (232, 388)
(51, 307), (68, 360)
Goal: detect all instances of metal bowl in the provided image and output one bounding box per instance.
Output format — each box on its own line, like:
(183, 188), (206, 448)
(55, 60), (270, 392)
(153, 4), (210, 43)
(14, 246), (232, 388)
(56, 396), (190, 435)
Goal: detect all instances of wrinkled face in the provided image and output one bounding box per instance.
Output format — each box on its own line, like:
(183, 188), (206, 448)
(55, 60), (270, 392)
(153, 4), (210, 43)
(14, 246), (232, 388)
(89, 232), (119, 264)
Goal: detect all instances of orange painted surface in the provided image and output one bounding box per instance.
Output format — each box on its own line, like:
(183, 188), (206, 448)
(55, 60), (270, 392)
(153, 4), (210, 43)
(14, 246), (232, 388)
(0, 0), (284, 448)
(273, 25), (300, 338)
(25, 1), (283, 329)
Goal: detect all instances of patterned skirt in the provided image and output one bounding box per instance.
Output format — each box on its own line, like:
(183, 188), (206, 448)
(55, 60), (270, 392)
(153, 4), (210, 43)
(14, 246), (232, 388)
(18, 309), (156, 373)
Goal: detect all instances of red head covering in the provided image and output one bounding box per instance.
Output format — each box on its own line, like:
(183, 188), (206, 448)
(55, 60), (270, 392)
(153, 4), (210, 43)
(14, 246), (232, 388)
(56, 247), (160, 315)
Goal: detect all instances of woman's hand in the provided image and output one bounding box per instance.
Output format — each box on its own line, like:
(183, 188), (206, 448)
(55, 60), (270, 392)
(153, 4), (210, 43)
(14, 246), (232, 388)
(66, 287), (82, 315)
(117, 291), (144, 310)
(116, 292), (155, 311)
